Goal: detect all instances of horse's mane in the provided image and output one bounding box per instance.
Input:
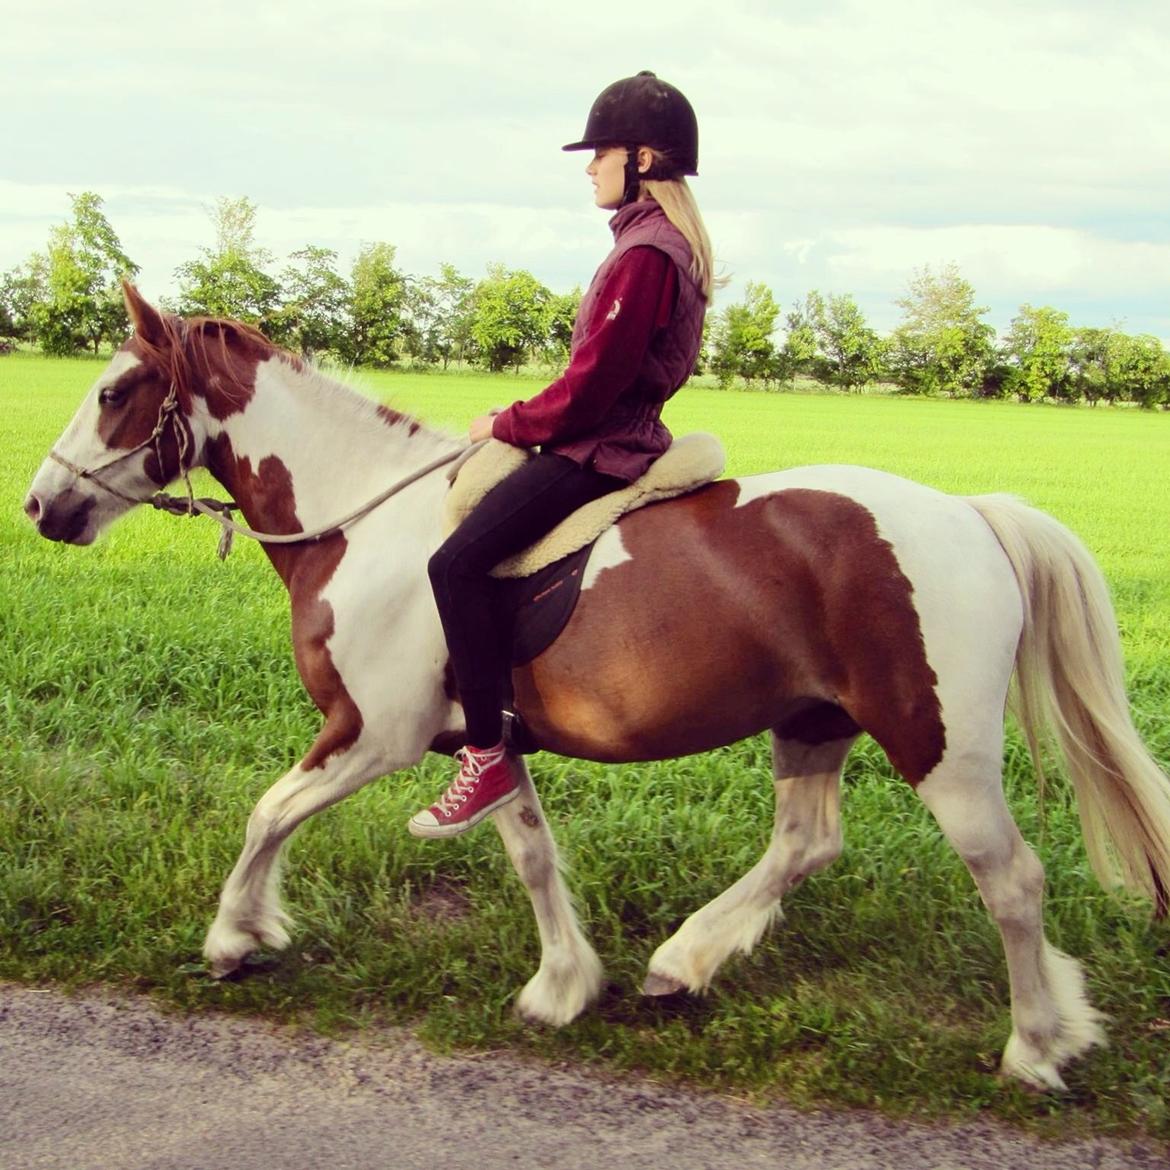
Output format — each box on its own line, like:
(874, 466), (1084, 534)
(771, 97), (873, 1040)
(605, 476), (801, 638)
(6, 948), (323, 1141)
(133, 312), (300, 415)
(138, 310), (445, 448)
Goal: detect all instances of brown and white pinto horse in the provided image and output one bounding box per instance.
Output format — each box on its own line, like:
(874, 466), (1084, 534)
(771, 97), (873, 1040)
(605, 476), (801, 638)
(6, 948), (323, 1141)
(25, 285), (1170, 1091)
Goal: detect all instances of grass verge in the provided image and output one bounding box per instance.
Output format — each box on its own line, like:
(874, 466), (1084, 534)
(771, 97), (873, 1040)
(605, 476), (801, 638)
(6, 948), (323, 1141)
(2, 354), (1169, 1139)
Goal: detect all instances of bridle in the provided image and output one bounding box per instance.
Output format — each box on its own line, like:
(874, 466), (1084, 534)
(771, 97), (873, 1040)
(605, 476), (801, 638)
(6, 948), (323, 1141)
(49, 380), (195, 510)
(48, 379), (472, 558)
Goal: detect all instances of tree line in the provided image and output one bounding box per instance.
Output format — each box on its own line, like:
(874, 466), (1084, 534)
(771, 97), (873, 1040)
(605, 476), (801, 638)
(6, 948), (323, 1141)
(3, 192), (1168, 407)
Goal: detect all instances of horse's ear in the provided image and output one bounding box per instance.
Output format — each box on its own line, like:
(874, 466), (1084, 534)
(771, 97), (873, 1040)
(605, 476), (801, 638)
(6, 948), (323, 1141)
(122, 281), (167, 347)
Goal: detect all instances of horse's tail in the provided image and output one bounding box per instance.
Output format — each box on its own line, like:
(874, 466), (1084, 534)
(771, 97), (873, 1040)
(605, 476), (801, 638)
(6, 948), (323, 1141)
(967, 493), (1170, 917)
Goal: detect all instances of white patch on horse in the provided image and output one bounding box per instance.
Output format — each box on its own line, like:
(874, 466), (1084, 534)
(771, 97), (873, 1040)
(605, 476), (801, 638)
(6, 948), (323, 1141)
(581, 526), (632, 592)
(322, 513), (462, 757)
(215, 357), (452, 532)
(64, 350), (142, 453)
(606, 298), (621, 322)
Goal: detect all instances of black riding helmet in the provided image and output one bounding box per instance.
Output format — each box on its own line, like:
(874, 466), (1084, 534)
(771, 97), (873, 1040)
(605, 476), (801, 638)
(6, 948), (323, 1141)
(562, 71), (699, 204)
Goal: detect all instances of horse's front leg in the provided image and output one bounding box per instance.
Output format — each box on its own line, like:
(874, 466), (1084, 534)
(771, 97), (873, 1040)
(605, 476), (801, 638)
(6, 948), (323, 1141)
(491, 759), (603, 1025)
(204, 735), (395, 978)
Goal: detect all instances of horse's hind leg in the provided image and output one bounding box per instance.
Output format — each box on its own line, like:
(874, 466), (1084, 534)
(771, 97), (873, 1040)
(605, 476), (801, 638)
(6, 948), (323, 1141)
(203, 739), (388, 978)
(916, 758), (1106, 1090)
(644, 731), (855, 997)
(491, 758), (603, 1025)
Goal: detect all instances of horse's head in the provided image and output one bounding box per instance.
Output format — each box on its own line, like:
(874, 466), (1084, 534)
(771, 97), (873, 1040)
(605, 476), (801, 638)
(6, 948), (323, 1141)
(24, 284), (268, 545)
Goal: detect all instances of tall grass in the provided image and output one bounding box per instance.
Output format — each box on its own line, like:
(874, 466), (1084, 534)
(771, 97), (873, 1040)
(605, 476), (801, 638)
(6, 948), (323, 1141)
(2, 353), (1169, 1138)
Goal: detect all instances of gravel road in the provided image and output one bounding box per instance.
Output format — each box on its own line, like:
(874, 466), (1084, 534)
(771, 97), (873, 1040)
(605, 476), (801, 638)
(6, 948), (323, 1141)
(1, 983), (1164, 1170)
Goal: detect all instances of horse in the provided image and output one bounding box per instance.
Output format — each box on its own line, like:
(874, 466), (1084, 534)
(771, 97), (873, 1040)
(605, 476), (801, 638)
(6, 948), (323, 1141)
(24, 283), (1170, 1093)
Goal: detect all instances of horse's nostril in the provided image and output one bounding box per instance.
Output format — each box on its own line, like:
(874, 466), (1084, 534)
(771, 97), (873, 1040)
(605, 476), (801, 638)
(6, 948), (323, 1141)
(23, 492), (42, 523)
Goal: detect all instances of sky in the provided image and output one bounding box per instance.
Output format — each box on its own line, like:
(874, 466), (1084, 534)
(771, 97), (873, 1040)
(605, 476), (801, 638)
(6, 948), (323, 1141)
(3, 0), (1168, 341)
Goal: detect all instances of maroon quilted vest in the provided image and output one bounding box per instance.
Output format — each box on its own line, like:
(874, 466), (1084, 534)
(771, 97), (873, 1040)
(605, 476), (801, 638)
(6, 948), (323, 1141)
(552, 199), (707, 480)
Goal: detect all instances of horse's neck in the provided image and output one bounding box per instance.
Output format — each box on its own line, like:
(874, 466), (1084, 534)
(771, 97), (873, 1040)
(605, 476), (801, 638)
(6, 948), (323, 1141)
(199, 357), (458, 537)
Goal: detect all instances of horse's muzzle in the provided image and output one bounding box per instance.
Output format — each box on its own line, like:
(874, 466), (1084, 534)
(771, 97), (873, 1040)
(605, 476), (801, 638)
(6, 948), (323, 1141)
(24, 489), (97, 544)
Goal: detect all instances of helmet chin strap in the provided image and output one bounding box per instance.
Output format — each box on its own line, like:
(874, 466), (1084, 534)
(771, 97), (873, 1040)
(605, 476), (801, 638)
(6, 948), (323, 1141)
(620, 145), (680, 205)
(620, 144), (643, 206)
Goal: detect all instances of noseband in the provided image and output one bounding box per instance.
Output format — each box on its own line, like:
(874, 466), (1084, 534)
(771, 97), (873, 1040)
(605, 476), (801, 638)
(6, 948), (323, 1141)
(49, 381), (196, 509)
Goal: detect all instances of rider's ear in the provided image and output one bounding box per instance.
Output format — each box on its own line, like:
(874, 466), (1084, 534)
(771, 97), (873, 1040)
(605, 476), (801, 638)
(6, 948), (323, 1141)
(123, 281), (167, 348)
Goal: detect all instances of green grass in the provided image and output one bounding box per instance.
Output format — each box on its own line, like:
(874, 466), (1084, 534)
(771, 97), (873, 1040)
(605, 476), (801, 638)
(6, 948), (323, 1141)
(3, 353), (1170, 1140)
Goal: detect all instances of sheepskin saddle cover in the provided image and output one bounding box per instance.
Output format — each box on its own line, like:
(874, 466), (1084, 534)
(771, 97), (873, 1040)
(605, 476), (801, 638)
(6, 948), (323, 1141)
(443, 432), (726, 578)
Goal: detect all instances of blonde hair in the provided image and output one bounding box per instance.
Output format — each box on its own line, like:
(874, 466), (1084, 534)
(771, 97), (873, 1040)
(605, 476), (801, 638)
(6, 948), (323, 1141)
(639, 171), (724, 301)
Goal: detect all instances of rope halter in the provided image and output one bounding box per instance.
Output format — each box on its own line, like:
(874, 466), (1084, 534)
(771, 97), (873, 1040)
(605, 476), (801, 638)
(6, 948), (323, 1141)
(48, 381), (196, 510)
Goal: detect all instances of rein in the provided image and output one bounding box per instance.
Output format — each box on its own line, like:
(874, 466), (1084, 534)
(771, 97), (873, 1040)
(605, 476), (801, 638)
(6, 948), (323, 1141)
(154, 444), (473, 559)
(51, 381), (480, 559)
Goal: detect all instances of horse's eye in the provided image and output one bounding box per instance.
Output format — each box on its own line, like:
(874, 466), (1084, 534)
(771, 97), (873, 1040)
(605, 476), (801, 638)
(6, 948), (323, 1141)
(99, 385), (127, 407)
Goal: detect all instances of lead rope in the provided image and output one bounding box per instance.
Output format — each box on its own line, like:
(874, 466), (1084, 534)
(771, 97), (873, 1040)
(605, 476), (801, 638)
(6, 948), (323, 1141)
(152, 440), (486, 560)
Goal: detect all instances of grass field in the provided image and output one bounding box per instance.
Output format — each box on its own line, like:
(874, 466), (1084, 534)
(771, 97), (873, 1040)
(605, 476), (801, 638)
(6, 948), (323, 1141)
(3, 352), (1169, 1140)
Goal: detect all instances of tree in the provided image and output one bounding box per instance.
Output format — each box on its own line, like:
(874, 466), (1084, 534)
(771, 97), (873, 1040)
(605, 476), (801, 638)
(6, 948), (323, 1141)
(773, 298), (818, 387)
(1108, 333), (1170, 408)
(709, 281), (780, 388)
(400, 276), (440, 366)
(888, 263), (994, 396)
(805, 290), (885, 392)
(1068, 327), (1115, 405)
(269, 246), (349, 359)
(543, 288), (582, 367)
(0, 253), (49, 347)
(33, 192), (140, 356)
(432, 263), (476, 368)
(470, 264), (553, 372)
(400, 263), (478, 368)
(175, 196), (280, 328)
(340, 242), (408, 368)
(1000, 305), (1074, 402)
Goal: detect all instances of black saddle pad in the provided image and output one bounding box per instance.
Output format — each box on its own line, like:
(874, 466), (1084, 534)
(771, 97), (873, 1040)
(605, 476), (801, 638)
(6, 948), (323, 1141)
(496, 542), (595, 666)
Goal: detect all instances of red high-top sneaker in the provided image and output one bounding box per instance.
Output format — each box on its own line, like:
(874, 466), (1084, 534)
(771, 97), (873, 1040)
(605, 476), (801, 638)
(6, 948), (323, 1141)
(408, 743), (521, 838)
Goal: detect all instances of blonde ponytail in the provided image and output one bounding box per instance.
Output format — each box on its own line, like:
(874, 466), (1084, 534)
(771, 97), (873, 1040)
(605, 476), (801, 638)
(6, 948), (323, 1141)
(639, 174), (724, 301)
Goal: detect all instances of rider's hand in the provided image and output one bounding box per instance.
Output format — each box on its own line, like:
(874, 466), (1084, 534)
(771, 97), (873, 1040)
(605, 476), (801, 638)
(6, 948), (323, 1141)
(468, 414), (496, 443)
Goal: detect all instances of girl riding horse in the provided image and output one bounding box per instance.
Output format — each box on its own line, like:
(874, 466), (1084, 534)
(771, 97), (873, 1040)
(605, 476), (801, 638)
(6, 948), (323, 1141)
(410, 71), (718, 837)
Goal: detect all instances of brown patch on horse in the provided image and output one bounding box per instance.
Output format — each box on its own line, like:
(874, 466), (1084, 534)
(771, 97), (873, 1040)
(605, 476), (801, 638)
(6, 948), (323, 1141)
(202, 433), (363, 768)
(123, 293), (297, 425)
(203, 434), (305, 582)
(514, 482), (946, 784)
(377, 403), (421, 436)
(296, 539), (365, 769)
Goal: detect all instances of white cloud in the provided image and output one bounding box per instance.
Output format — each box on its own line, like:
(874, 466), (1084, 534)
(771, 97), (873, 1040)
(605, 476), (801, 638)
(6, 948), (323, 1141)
(825, 224), (1170, 298)
(2, 0), (1168, 340)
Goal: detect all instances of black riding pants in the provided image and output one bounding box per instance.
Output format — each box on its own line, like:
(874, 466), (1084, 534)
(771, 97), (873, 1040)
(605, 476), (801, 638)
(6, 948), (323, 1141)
(428, 452), (625, 747)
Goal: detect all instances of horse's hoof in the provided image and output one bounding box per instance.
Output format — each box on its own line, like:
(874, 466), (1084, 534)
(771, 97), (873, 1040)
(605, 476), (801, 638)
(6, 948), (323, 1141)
(642, 971), (687, 997)
(206, 956), (241, 980)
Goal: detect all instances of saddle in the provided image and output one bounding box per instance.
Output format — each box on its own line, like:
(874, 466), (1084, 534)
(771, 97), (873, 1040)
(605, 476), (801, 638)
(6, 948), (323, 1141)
(444, 434), (725, 668)
(443, 433), (725, 577)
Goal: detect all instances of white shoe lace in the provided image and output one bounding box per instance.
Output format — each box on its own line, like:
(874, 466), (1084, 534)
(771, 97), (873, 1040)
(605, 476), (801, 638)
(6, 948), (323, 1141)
(434, 746), (506, 816)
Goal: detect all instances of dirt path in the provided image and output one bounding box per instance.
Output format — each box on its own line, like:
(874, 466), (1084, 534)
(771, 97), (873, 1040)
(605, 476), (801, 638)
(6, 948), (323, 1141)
(0, 983), (1164, 1170)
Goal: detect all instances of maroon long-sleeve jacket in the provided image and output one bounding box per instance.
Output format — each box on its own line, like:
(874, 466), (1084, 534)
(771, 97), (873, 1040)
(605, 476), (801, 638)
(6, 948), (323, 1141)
(491, 199), (707, 481)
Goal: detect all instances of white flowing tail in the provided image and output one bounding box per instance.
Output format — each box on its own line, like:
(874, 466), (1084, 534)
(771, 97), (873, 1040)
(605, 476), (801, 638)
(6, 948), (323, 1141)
(968, 494), (1170, 915)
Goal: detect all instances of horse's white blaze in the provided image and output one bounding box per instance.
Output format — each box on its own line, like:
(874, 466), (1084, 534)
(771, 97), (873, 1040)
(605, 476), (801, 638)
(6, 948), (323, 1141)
(27, 351), (143, 500)
(581, 525), (632, 591)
